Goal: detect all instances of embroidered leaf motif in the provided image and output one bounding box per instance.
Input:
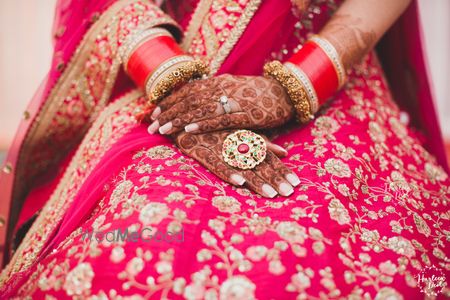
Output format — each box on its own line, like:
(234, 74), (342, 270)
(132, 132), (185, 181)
(413, 213), (431, 237)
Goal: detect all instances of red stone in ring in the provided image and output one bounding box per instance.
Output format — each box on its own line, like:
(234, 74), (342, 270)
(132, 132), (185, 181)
(237, 143), (249, 154)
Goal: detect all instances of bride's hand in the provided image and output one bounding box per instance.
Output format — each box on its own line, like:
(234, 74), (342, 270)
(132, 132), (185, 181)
(148, 74), (295, 134)
(174, 130), (300, 198)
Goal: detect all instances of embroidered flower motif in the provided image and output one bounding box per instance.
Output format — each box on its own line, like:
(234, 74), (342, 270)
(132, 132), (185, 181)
(110, 180), (133, 207)
(246, 246), (268, 261)
(360, 229), (380, 243)
(387, 236), (416, 257)
(269, 260), (286, 275)
(328, 199), (351, 225)
(145, 145), (175, 159)
(368, 121), (386, 143)
(139, 202), (169, 225)
(388, 171), (411, 192)
(413, 213), (431, 237)
(425, 162), (448, 183)
(324, 158), (351, 178)
(276, 221), (307, 244)
(289, 271), (311, 291)
(165, 191), (185, 203)
(212, 196), (241, 213)
(333, 143), (355, 161)
(314, 116), (340, 135)
(63, 263), (94, 296)
(110, 246), (125, 263)
(379, 260), (397, 276)
(126, 257), (144, 276)
(374, 287), (403, 300)
(173, 278), (186, 295)
(219, 276), (256, 300)
(184, 283), (206, 300)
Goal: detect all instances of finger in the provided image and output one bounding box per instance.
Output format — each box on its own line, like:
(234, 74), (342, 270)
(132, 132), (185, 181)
(240, 169), (278, 198)
(159, 97), (242, 134)
(158, 101), (232, 135)
(184, 113), (251, 133)
(157, 97), (202, 123)
(266, 141), (288, 158)
(176, 132), (246, 186)
(252, 152), (294, 197)
(192, 147), (246, 186)
(264, 151), (300, 187)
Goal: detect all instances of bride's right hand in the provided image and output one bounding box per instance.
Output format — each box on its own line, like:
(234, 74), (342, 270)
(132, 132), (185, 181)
(174, 130), (300, 198)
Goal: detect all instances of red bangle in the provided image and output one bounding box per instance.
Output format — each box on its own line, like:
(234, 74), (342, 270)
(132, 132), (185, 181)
(288, 41), (339, 105)
(126, 35), (184, 88)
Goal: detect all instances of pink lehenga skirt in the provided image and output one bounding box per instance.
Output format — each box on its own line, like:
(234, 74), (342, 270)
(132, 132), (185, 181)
(0, 0), (448, 298)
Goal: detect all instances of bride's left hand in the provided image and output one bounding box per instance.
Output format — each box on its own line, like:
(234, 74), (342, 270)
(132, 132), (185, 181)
(147, 74), (295, 134)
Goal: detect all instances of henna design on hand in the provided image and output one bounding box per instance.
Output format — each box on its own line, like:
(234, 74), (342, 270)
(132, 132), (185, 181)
(152, 74), (295, 134)
(174, 130), (297, 198)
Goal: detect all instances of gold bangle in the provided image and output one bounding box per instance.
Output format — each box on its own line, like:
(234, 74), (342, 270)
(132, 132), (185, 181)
(263, 60), (313, 123)
(284, 62), (319, 114)
(148, 60), (209, 103)
(144, 55), (194, 96)
(120, 27), (172, 71)
(309, 35), (346, 88)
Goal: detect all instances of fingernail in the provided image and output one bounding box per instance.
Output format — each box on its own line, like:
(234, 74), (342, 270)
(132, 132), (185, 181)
(159, 122), (172, 134)
(286, 173), (300, 187)
(279, 182), (294, 196)
(273, 144), (288, 155)
(151, 107), (161, 120)
(262, 184), (277, 198)
(185, 123), (199, 133)
(147, 121), (160, 134)
(230, 174), (245, 185)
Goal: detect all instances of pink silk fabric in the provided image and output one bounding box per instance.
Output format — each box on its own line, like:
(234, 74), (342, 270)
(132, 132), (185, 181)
(1, 0), (449, 299)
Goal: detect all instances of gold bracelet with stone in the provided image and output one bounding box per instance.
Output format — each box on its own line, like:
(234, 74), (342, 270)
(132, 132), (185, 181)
(148, 59), (209, 104)
(263, 60), (313, 123)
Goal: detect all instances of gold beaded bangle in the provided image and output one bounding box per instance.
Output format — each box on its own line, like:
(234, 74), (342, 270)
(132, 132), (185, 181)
(144, 55), (194, 97)
(148, 60), (209, 103)
(263, 60), (313, 123)
(284, 62), (319, 114)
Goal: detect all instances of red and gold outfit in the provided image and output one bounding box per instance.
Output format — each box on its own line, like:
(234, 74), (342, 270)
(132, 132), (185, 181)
(0, 0), (448, 299)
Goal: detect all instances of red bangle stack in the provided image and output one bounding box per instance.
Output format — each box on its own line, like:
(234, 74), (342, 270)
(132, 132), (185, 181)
(264, 35), (346, 123)
(120, 27), (208, 104)
(288, 40), (339, 105)
(126, 35), (184, 88)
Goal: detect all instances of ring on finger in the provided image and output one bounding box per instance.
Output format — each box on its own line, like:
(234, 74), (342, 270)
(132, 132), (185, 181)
(219, 95), (232, 114)
(222, 130), (267, 170)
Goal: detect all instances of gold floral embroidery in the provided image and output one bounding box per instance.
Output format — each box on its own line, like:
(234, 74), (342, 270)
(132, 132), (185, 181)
(182, 0), (262, 75)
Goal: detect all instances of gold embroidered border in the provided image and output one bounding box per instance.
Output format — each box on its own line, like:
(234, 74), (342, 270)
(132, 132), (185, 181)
(1, 0), (172, 288)
(180, 0), (213, 51)
(181, 0), (262, 75)
(208, 0), (262, 75)
(0, 90), (144, 287)
(6, 0), (176, 271)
